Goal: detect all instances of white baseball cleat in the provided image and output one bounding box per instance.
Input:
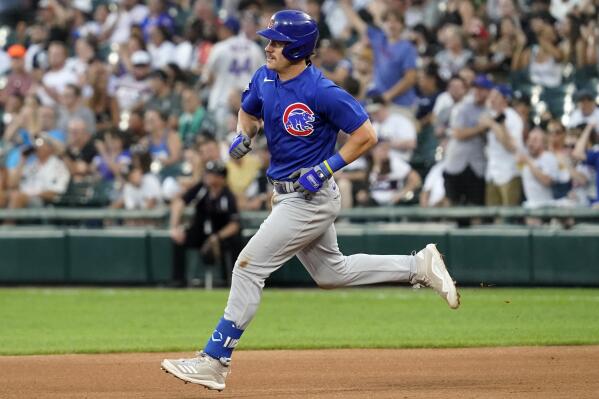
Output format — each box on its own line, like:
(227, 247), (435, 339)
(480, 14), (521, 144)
(411, 244), (460, 309)
(161, 351), (230, 391)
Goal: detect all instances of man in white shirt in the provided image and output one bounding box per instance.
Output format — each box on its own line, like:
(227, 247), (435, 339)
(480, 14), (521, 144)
(517, 128), (560, 208)
(367, 99), (417, 162)
(40, 42), (78, 106)
(201, 17), (264, 137)
(483, 84), (525, 206)
(5, 136), (70, 209)
(567, 89), (599, 129)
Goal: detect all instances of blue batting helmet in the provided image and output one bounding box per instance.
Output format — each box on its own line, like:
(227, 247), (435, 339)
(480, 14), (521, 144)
(257, 10), (319, 61)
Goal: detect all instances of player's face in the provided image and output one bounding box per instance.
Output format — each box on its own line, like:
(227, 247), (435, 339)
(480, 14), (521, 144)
(265, 40), (291, 72)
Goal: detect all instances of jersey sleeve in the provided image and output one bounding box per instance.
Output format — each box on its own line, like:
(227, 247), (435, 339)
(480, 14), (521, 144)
(317, 83), (369, 134)
(240, 68), (263, 119)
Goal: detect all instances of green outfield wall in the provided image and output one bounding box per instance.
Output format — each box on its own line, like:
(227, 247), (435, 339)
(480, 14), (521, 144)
(0, 226), (597, 286)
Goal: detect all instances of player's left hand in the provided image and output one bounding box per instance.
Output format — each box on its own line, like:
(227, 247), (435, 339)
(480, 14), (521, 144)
(229, 133), (252, 159)
(289, 164), (332, 200)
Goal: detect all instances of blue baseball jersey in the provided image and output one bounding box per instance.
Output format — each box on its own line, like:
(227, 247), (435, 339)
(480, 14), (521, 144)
(241, 64), (368, 181)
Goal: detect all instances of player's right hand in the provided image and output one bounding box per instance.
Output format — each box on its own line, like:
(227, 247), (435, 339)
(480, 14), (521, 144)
(229, 133), (252, 159)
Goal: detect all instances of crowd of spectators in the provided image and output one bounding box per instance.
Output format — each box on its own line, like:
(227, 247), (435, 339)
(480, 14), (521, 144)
(0, 0), (597, 223)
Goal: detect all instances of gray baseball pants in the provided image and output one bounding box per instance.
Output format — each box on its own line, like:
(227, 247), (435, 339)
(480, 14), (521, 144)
(224, 179), (417, 329)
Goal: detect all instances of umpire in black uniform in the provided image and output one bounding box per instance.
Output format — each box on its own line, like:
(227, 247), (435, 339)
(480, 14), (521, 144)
(169, 160), (242, 287)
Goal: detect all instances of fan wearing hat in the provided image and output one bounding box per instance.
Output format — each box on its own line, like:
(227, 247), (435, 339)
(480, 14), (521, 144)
(481, 84), (526, 206)
(113, 50), (152, 111)
(169, 160), (242, 287)
(0, 45), (33, 105)
(443, 74), (493, 207)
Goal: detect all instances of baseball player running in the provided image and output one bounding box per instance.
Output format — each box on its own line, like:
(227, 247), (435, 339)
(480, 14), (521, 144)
(162, 10), (460, 391)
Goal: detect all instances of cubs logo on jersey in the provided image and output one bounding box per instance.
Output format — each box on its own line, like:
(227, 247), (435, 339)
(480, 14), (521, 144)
(283, 102), (315, 136)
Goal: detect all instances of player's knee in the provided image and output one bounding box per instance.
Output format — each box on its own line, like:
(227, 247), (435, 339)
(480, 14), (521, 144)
(231, 257), (269, 283)
(312, 274), (344, 289)
(232, 260), (252, 277)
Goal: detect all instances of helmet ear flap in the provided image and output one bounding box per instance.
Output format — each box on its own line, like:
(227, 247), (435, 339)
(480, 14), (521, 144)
(282, 42), (303, 61)
(281, 29), (319, 61)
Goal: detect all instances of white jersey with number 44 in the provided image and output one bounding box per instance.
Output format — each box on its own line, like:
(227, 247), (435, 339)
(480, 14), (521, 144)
(204, 35), (264, 112)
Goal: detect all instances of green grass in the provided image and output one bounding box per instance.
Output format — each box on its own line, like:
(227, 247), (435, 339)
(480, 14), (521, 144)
(1, 288), (598, 355)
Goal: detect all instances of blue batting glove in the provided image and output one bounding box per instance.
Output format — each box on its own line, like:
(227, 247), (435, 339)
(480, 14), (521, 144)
(229, 133), (251, 159)
(290, 163), (332, 200)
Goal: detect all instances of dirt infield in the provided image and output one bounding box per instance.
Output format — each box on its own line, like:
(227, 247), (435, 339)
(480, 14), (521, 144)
(1, 346), (598, 398)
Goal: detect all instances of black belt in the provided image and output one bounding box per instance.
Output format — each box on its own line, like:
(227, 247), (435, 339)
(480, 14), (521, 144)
(268, 178), (296, 194)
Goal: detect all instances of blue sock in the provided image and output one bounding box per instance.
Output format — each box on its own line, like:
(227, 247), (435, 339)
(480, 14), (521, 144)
(203, 317), (244, 360)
